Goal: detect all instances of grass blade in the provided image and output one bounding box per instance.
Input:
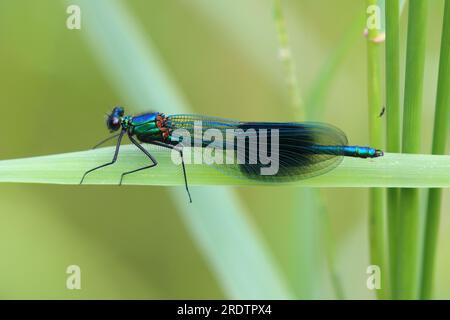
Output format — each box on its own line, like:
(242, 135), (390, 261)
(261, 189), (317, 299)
(420, 0), (450, 299)
(174, 186), (291, 299)
(1, 149), (449, 188)
(385, 0), (401, 298)
(366, 0), (388, 299)
(398, 0), (429, 299)
(273, 0), (324, 299)
(273, 1), (369, 298)
(273, 0), (303, 119)
(273, 0), (320, 299)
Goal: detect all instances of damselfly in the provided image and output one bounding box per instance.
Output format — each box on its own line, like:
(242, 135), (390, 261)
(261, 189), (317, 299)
(81, 107), (384, 203)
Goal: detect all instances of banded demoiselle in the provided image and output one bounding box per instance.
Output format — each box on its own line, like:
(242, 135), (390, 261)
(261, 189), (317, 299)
(81, 106), (384, 202)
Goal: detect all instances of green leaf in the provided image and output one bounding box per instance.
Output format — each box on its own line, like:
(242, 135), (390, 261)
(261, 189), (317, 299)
(398, 0), (429, 299)
(366, 0), (388, 300)
(1, 148), (449, 188)
(421, 0), (450, 299)
(385, 0), (401, 299)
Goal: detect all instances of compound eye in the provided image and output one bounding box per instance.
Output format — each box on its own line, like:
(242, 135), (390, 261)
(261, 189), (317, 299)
(107, 116), (121, 132)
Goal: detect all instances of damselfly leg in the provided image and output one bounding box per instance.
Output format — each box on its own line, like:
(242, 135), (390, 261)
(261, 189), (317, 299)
(150, 141), (192, 203)
(80, 129), (125, 184)
(118, 133), (158, 186)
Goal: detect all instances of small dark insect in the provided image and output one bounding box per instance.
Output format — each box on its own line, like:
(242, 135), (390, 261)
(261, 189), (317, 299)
(379, 106), (386, 117)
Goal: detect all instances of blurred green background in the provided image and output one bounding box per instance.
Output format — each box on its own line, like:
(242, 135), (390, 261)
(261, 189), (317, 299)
(0, 0), (448, 299)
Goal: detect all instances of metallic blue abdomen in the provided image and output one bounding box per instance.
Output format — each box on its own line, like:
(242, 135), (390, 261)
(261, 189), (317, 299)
(312, 145), (379, 158)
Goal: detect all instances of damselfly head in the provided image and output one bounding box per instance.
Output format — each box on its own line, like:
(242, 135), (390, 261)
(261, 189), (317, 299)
(106, 106), (125, 132)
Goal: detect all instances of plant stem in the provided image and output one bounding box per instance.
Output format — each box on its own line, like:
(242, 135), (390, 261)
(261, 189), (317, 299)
(273, 0), (303, 119)
(273, 0), (322, 299)
(420, 0), (450, 300)
(398, 0), (428, 299)
(366, 0), (388, 300)
(385, 0), (401, 299)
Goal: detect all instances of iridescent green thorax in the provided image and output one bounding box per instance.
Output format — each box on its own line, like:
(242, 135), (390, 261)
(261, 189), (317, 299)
(124, 112), (171, 141)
